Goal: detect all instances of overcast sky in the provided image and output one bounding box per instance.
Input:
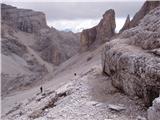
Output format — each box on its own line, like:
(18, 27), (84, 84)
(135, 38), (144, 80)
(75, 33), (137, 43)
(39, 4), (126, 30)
(3, 1), (145, 32)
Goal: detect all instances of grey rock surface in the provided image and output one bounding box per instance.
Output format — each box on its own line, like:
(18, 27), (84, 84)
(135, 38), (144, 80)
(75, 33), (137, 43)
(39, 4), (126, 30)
(80, 9), (115, 51)
(102, 6), (160, 106)
(120, 1), (160, 32)
(1, 4), (48, 33)
(33, 28), (80, 65)
(148, 96), (160, 120)
(119, 15), (130, 33)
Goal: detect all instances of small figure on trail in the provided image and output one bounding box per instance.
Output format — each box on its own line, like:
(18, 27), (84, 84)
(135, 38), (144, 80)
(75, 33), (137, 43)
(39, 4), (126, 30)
(40, 86), (43, 93)
(74, 73), (77, 76)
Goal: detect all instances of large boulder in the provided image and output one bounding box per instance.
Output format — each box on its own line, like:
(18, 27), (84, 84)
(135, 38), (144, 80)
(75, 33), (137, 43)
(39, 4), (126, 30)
(102, 6), (160, 106)
(120, 1), (160, 32)
(148, 96), (160, 120)
(80, 9), (116, 51)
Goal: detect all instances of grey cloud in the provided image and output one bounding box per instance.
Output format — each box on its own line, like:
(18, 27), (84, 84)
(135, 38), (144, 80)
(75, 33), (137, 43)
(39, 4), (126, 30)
(4, 1), (145, 20)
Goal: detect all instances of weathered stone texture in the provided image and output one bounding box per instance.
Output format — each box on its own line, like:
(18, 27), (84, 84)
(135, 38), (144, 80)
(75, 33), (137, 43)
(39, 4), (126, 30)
(119, 15), (130, 33)
(80, 9), (115, 51)
(120, 1), (160, 32)
(148, 96), (160, 120)
(102, 6), (160, 106)
(1, 4), (47, 33)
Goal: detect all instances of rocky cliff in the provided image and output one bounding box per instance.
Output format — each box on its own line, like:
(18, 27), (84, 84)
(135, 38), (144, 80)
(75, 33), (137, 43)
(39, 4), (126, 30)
(102, 5), (160, 107)
(120, 1), (160, 32)
(80, 9), (116, 51)
(1, 4), (48, 33)
(119, 15), (130, 33)
(1, 4), (80, 96)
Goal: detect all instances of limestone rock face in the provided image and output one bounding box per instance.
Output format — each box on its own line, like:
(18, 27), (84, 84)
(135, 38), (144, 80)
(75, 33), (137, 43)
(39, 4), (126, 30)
(80, 9), (115, 51)
(148, 96), (160, 120)
(120, 1), (160, 32)
(80, 27), (97, 51)
(1, 4), (48, 33)
(102, 6), (160, 106)
(96, 9), (116, 43)
(119, 15), (130, 33)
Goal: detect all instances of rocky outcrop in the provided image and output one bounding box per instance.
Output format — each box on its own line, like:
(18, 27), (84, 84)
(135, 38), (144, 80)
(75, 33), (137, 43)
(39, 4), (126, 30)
(96, 9), (116, 42)
(119, 15), (130, 33)
(102, 6), (160, 106)
(120, 1), (160, 32)
(80, 9), (116, 51)
(148, 96), (160, 120)
(1, 4), (48, 33)
(80, 27), (97, 51)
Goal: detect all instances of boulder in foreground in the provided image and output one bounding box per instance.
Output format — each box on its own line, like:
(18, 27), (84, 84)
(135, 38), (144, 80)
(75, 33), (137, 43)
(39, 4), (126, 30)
(102, 6), (160, 106)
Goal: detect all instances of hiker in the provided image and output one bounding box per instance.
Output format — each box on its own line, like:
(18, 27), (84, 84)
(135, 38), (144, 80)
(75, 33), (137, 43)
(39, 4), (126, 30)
(74, 73), (77, 76)
(40, 86), (43, 93)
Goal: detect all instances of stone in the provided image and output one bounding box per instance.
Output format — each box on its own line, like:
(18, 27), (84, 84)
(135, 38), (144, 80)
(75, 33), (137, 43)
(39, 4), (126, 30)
(1, 4), (80, 96)
(1, 4), (48, 33)
(33, 27), (80, 65)
(148, 96), (160, 120)
(102, 5), (160, 106)
(120, 1), (160, 32)
(108, 104), (126, 112)
(96, 9), (116, 43)
(29, 109), (43, 119)
(1, 38), (27, 57)
(86, 101), (100, 106)
(136, 116), (147, 120)
(119, 15), (130, 33)
(80, 9), (115, 51)
(80, 27), (97, 51)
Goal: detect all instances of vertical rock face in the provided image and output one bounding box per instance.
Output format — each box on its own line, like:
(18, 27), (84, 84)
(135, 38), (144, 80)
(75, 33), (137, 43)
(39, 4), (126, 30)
(1, 4), (48, 33)
(80, 9), (115, 51)
(120, 1), (160, 32)
(102, 6), (160, 106)
(80, 27), (97, 51)
(119, 15), (130, 33)
(96, 9), (116, 43)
